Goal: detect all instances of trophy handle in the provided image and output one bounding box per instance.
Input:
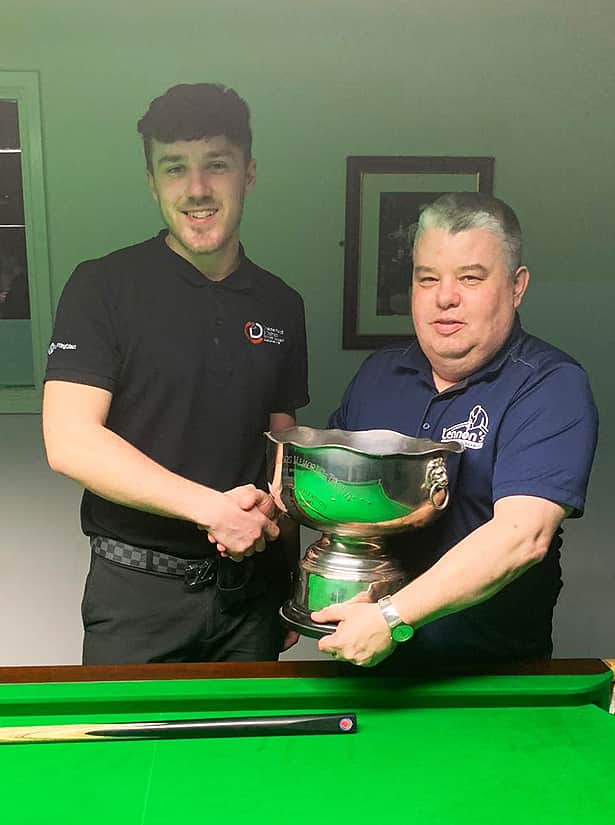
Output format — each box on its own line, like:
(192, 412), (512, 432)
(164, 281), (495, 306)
(426, 458), (450, 511)
(429, 485), (450, 510)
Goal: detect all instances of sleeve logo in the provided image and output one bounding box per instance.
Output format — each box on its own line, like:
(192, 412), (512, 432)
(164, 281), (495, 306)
(48, 342), (77, 356)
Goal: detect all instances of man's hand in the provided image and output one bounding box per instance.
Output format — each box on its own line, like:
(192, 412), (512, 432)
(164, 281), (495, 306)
(236, 486), (279, 521)
(312, 600), (396, 667)
(201, 485), (280, 562)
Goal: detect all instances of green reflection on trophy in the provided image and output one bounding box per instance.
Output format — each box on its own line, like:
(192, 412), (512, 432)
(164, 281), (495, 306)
(266, 427), (464, 638)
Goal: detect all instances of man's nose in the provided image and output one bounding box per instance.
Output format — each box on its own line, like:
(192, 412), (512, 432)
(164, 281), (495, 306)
(186, 170), (213, 200)
(435, 279), (461, 309)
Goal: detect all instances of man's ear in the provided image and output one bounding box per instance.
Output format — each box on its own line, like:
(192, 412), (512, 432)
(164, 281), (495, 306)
(512, 266), (530, 308)
(245, 158), (256, 193)
(146, 170), (159, 203)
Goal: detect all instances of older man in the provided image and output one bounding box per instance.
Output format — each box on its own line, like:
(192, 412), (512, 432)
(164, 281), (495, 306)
(313, 192), (597, 667)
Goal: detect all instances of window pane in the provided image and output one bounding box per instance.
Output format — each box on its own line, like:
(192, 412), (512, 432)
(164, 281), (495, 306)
(0, 100), (19, 148)
(0, 95), (33, 387)
(0, 153), (26, 225)
(0, 72), (53, 406)
(0, 228), (30, 320)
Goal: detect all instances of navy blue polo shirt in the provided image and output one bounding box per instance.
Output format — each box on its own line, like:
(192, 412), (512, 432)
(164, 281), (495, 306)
(329, 316), (598, 663)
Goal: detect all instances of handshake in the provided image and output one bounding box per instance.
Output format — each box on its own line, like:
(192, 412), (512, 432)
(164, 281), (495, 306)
(198, 484), (283, 563)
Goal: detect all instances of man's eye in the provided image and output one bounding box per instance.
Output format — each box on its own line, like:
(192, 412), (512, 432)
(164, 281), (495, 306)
(210, 162), (228, 171)
(166, 166), (184, 175)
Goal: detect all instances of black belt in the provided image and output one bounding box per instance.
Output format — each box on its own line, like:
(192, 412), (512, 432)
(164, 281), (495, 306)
(90, 536), (217, 591)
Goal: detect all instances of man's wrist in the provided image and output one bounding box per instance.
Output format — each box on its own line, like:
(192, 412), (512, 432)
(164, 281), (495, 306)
(378, 595), (415, 643)
(187, 484), (223, 528)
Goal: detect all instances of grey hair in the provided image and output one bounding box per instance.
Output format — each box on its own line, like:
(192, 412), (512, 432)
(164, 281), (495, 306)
(412, 192), (523, 275)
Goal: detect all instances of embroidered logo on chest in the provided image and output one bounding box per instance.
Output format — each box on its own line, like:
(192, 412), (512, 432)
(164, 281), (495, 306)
(441, 404), (489, 450)
(243, 320), (286, 346)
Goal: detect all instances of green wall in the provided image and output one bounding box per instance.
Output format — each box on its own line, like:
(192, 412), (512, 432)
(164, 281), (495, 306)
(3, 0), (613, 422)
(1, 0), (614, 661)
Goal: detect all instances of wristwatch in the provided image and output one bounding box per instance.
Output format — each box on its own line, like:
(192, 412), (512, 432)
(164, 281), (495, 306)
(378, 595), (414, 642)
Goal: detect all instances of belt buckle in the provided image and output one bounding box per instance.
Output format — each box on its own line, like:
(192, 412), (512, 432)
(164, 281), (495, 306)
(184, 558), (216, 592)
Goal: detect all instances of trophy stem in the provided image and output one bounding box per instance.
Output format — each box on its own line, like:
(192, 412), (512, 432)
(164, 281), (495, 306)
(280, 533), (409, 639)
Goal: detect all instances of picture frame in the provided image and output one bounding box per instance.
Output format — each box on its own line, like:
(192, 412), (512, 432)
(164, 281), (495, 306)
(342, 156), (494, 350)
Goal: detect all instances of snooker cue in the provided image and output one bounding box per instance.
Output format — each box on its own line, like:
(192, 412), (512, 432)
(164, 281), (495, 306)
(0, 712), (357, 744)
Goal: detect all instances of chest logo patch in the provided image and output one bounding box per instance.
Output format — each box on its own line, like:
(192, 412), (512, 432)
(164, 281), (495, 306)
(244, 320), (286, 346)
(441, 404), (489, 450)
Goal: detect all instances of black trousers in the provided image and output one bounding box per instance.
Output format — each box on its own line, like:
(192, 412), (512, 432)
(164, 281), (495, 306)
(81, 550), (287, 665)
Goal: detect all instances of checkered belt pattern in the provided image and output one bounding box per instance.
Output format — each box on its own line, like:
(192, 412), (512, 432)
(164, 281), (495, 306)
(91, 535), (190, 577)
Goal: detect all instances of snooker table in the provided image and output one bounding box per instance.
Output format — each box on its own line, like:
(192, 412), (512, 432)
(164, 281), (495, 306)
(0, 659), (614, 825)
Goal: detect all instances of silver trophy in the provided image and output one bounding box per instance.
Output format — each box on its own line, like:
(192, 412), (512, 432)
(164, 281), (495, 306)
(266, 427), (463, 638)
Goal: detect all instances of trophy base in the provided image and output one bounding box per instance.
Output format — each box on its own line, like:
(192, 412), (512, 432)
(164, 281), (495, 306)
(279, 602), (338, 639)
(282, 535), (409, 639)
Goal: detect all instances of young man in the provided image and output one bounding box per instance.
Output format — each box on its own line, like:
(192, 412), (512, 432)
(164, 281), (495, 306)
(313, 192), (597, 668)
(43, 83), (309, 664)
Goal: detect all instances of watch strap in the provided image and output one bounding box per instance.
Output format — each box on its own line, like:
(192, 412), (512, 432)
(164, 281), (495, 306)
(378, 595), (414, 642)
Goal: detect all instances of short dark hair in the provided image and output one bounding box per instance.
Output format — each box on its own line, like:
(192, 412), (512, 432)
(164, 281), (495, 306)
(413, 192), (523, 275)
(137, 83), (252, 172)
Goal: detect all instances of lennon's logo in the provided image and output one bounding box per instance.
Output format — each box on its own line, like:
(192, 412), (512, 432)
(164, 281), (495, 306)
(441, 404), (489, 450)
(244, 321), (264, 344)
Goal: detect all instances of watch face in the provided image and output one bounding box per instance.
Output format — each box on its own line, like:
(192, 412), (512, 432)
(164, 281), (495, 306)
(392, 624), (414, 643)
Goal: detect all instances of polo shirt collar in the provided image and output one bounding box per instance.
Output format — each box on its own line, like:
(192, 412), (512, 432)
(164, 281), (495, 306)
(395, 314), (524, 388)
(396, 337), (432, 377)
(473, 314), (524, 381)
(157, 230), (253, 291)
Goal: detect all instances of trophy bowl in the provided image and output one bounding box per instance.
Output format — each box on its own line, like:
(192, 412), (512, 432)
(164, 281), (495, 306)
(266, 426), (463, 638)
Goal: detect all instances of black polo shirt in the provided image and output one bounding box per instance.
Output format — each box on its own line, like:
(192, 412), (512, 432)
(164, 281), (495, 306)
(45, 231), (309, 558)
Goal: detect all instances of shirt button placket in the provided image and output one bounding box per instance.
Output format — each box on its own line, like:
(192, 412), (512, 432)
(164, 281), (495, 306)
(418, 396), (436, 438)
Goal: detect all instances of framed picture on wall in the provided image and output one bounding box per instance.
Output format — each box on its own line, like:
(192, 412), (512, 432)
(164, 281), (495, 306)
(342, 156), (494, 350)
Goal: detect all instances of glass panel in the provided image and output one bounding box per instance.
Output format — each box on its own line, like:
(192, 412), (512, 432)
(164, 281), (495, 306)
(0, 100), (19, 148)
(0, 152), (26, 225)
(0, 72), (53, 409)
(0, 319), (34, 386)
(0, 96), (33, 387)
(0, 228), (30, 320)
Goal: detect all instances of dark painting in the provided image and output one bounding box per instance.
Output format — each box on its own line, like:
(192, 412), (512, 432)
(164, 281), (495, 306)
(376, 191), (442, 316)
